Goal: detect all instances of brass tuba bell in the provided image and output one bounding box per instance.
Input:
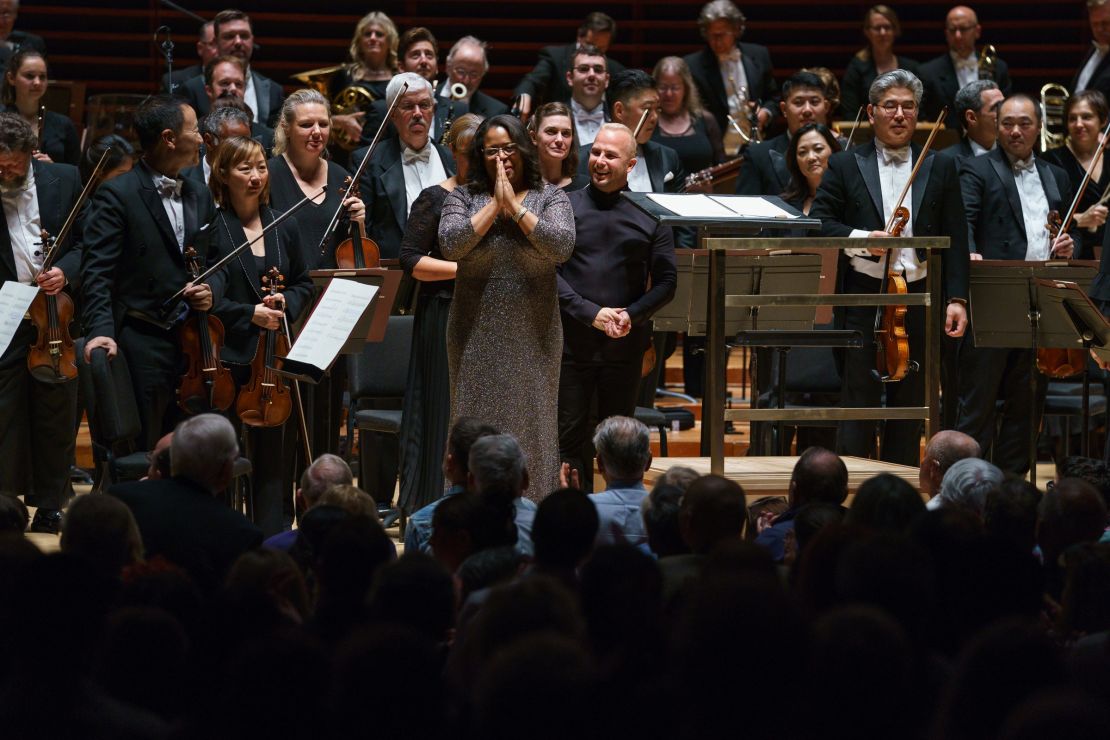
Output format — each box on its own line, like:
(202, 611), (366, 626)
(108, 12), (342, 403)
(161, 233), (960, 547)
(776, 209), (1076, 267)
(978, 44), (997, 81)
(1040, 83), (1070, 152)
(290, 64), (377, 151)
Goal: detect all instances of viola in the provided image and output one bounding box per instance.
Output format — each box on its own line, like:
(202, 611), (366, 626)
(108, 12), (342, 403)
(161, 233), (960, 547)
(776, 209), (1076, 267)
(177, 246), (235, 414)
(874, 207), (912, 382)
(236, 267), (293, 427)
(1037, 210), (1087, 378)
(333, 175), (380, 269)
(26, 230), (77, 383)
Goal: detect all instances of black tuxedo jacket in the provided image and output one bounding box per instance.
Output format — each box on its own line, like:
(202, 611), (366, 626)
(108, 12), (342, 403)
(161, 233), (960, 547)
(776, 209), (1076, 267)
(110, 475), (262, 592)
(935, 137), (977, 168)
(350, 136), (456, 260)
(810, 140), (970, 301)
(1072, 46), (1110, 102)
(436, 80), (509, 118)
(359, 95), (469, 148)
(576, 139), (686, 194)
(179, 69), (284, 128)
(514, 44), (627, 106)
(959, 147), (1076, 261)
(0, 30), (45, 68)
(161, 64), (204, 95)
(920, 53), (1012, 129)
(684, 43), (779, 137)
(206, 206), (312, 365)
(734, 132), (790, 196)
(81, 163), (223, 340)
(0, 161), (85, 368)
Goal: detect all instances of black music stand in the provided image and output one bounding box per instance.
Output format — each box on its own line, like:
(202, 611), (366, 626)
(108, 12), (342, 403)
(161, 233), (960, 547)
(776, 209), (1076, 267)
(969, 263), (1098, 482)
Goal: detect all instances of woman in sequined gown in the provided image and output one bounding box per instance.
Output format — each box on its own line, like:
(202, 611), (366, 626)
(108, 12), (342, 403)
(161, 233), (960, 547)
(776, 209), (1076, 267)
(439, 114), (576, 499)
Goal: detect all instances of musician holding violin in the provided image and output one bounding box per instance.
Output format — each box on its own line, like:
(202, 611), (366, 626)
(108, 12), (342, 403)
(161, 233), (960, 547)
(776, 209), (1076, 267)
(206, 135), (311, 537)
(810, 70), (970, 467)
(956, 93), (1077, 475)
(0, 112), (85, 533)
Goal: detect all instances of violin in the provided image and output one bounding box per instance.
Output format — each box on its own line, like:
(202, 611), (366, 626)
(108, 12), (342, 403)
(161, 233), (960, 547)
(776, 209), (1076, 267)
(176, 245), (235, 414)
(236, 266), (293, 427)
(333, 175), (380, 269)
(26, 229), (76, 383)
(1036, 210), (1087, 378)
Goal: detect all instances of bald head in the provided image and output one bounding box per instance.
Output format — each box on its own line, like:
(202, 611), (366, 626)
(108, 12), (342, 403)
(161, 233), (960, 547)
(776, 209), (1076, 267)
(789, 447), (848, 507)
(920, 430), (981, 496)
(945, 6), (981, 58)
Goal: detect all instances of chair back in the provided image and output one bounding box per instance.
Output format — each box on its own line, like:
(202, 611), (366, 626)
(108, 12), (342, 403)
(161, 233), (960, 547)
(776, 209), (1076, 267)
(347, 315), (414, 403)
(75, 337), (143, 448)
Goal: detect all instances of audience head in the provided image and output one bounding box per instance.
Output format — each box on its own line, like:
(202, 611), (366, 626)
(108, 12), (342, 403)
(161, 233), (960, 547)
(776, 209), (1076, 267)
(212, 9), (254, 63)
(61, 494), (143, 577)
(317, 484), (377, 520)
(935, 457), (1004, 518)
(134, 94), (201, 173)
(789, 446), (848, 507)
(985, 478), (1043, 554)
(170, 413), (238, 493)
(468, 433), (529, 497)
(1038, 478), (1108, 568)
(532, 488), (599, 573)
(397, 26), (438, 83)
(642, 483), (688, 558)
(790, 502), (846, 561)
(443, 416), (500, 485)
(367, 552), (455, 643)
(0, 495), (28, 533)
(593, 415), (651, 484)
(224, 547), (311, 627)
(588, 122), (636, 192)
(607, 69), (660, 144)
(297, 453), (354, 514)
(846, 473), (925, 533)
(1057, 456), (1110, 510)
(656, 465), (700, 493)
(920, 430), (983, 495)
(146, 432), (173, 480)
(576, 11), (617, 52)
(680, 474), (748, 553)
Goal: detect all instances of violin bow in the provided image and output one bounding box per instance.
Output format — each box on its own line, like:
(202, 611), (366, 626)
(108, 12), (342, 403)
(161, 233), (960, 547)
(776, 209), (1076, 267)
(1055, 118), (1110, 240)
(883, 107), (948, 232)
(844, 106), (865, 150)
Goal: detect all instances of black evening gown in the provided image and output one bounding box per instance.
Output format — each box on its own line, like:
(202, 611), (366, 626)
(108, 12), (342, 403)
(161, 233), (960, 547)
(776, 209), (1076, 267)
(1043, 145), (1110, 260)
(397, 184), (453, 514)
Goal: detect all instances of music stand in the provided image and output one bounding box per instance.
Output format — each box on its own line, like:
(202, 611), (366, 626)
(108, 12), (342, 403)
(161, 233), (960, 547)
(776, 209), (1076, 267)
(308, 267), (403, 351)
(968, 261), (1098, 482)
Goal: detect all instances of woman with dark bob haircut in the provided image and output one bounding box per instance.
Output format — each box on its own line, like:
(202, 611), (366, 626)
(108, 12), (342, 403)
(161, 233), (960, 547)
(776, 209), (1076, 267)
(781, 122), (842, 212)
(439, 113), (576, 499)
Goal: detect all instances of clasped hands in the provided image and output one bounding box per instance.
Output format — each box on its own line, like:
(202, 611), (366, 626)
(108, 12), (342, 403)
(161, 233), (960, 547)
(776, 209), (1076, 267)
(494, 158), (525, 221)
(592, 307), (631, 338)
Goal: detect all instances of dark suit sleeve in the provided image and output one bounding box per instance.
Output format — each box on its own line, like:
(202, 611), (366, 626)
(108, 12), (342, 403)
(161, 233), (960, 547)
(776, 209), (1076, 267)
(80, 184), (127, 339)
(61, 118), (80, 167)
(959, 158), (986, 256)
(735, 145), (766, 195)
(197, 195), (226, 303)
(810, 153), (857, 238)
(279, 218), (313, 322)
(752, 45), (780, 119)
(557, 270), (603, 328)
(515, 47), (561, 99)
(936, 156), (969, 301)
(997, 58), (1013, 96)
(839, 59), (865, 121)
(53, 166), (86, 288)
(663, 146), (687, 194)
(626, 224), (677, 324)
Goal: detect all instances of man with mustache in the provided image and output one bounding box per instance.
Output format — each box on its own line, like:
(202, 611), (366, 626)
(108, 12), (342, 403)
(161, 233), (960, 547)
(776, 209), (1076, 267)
(558, 123), (677, 490)
(352, 72), (455, 260)
(810, 69), (970, 467)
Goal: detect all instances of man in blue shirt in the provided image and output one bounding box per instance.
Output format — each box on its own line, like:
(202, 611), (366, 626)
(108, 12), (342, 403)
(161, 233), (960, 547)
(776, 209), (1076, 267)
(589, 416), (653, 551)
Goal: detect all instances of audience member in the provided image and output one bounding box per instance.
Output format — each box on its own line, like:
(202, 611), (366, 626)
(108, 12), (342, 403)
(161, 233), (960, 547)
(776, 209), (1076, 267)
(468, 433), (537, 555)
(1038, 478), (1108, 597)
(755, 446), (847, 561)
(642, 483), (688, 559)
(920, 429), (982, 497)
(317, 484), (378, 519)
(263, 453), (352, 552)
(60, 493), (143, 578)
(931, 457), (1004, 517)
(985, 478), (1042, 555)
(530, 487), (599, 590)
(0, 495), (28, 533)
(663, 474), (748, 600)
(588, 416), (653, 550)
(845, 472), (926, 534)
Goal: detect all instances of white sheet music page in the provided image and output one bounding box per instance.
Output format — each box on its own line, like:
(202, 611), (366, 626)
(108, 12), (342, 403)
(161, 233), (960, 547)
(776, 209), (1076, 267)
(646, 193), (738, 218)
(285, 278), (378, 370)
(0, 282), (39, 358)
(709, 196), (796, 219)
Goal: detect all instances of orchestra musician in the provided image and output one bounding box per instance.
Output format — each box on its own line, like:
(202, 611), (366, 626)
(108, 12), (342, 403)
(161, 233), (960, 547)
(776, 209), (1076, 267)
(920, 6), (1012, 130)
(0, 112), (84, 533)
(161, 20), (216, 94)
(438, 36), (508, 119)
(530, 102), (589, 191)
(1042, 90), (1110, 260)
(564, 45), (611, 147)
(178, 9), (283, 128)
(329, 11), (398, 146)
(181, 104), (251, 186)
(0, 0), (44, 69)
(513, 12), (625, 120)
(1073, 0), (1110, 102)
(205, 135), (312, 537)
(558, 122), (677, 491)
(936, 79), (1004, 164)
(780, 122), (842, 215)
(82, 94), (224, 450)
(809, 70), (970, 466)
(1, 48), (79, 166)
(352, 72), (456, 261)
(652, 56), (724, 182)
(839, 5), (921, 121)
(199, 56), (276, 149)
(684, 1), (778, 145)
(735, 71), (832, 196)
(956, 94), (1077, 475)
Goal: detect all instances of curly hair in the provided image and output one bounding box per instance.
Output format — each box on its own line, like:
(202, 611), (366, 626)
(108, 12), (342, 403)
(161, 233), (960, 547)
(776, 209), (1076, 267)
(467, 114), (543, 193)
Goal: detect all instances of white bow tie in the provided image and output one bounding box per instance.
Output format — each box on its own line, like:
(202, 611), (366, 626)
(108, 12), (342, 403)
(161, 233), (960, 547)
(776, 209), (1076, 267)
(155, 175), (183, 199)
(577, 109), (605, 126)
(1012, 157), (1036, 173)
(403, 146), (431, 165)
(954, 57), (977, 71)
(879, 146), (910, 166)
(718, 48), (741, 64)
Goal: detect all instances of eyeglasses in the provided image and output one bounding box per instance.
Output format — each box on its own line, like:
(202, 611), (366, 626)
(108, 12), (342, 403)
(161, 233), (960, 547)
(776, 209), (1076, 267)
(877, 101), (918, 115)
(945, 23), (978, 34)
(868, 24), (895, 33)
(450, 66), (482, 81)
(573, 64), (606, 75)
(657, 85), (683, 94)
(398, 101), (434, 114)
(484, 144), (518, 158)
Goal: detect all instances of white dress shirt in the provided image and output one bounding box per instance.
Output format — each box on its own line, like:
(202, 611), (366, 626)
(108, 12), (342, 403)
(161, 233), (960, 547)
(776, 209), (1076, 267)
(951, 50), (979, 90)
(847, 142), (926, 282)
(202, 156), (212, 185)
(571, 98), (606, 146)
(718, 48), (749, 116)
(147, 164), (185, 250)
(401, 142), (447, 213)
(627, 145), (653, 192)
(243, 67), (259, 123)
(969, 139), (994, 157)
(2, 163), (43, 284)
(1007, 153), (1051, 260)
(1077, 44), (1109, 96)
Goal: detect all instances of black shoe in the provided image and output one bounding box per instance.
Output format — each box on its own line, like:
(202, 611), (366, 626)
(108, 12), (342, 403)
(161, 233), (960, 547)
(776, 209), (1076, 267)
(30, 509), (63, 534)
(69, 465), (94, 485)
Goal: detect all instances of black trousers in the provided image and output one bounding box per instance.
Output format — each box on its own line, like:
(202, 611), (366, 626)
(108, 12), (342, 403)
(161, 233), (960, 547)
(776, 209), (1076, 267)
(0, 330), (78, 509)
(837, 270), (926, 467)
(119, 320), (183, 450)
(558, 356), (642, 493)
(955, 341), (1045, 476)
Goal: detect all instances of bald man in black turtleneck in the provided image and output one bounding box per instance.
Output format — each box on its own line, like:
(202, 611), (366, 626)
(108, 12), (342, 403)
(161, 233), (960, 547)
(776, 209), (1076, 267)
(557, 122), (677, 490)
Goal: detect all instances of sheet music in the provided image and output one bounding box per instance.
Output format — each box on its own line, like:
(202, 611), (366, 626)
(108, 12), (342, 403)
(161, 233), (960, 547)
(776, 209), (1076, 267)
(646, 193), (739, 218)
(284, 278), (378, 370)
(709, 196), (795, 219)
(0, 282), (39, 358)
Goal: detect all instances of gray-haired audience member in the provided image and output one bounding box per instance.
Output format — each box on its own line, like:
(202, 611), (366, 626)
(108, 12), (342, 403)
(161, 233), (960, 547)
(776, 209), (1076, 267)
(919, 430), (982, 497)
(468, 433), (538, 555)
(589, 416), (653, 550)
(930, 457), (1004, 517)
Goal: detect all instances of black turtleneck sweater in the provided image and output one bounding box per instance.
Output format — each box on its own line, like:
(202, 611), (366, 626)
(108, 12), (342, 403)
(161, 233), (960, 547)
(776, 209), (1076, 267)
(558, 184), (678, 362)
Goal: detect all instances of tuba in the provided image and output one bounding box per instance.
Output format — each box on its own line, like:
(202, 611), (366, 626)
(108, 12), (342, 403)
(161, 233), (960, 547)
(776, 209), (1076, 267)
(978, 44), (997, 81)
(1040, 83), (1070, 152)
(291, 64), (377, 151)
(722, 76), (754, 156)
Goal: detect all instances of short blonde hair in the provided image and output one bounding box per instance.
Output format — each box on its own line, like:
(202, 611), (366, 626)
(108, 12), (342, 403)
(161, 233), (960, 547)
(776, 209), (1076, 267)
(273, 88), (330, 156)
